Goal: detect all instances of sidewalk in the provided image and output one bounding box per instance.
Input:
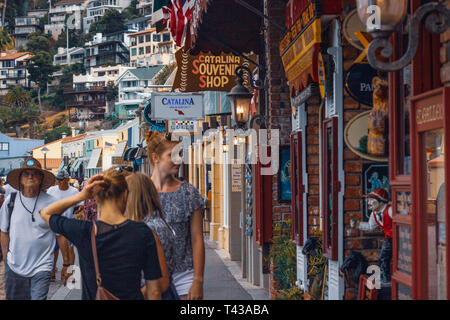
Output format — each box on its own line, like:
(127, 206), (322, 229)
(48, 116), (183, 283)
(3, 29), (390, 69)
(48, 240), (269, 300)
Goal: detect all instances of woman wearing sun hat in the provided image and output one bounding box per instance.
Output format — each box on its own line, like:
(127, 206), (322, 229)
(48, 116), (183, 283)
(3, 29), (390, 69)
(0, 157), (71, 300)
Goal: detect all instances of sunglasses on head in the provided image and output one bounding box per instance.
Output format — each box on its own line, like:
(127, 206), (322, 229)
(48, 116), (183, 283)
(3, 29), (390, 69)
(114, 166), (133, 173)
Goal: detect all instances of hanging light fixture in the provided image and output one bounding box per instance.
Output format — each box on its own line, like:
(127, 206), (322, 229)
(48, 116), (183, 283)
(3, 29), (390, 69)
(356, 0), (450, 72)
(227, 66), (253, 128)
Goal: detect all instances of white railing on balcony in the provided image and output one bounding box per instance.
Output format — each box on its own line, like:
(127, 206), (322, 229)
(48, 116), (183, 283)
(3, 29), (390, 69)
(49, 5), (83, 15)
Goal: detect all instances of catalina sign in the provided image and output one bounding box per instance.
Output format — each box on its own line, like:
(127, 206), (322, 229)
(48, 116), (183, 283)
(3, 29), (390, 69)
(151, 93), (204, 121)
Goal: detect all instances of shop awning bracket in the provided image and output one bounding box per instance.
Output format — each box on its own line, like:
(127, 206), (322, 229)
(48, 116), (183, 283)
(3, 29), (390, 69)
(233, 0), (286, 33)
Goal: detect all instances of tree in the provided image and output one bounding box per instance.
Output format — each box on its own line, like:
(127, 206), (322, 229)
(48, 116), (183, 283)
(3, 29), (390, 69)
(122, 0), (139, 21)
(26, 31), (51, 53)
(27, 51), (58, 113)
(106, 81), (118, 114)
(1, 85), (40, 137)
(2, 0), (7, 30)
(89, 9), (126, 35)
(0, 27), (13, 51)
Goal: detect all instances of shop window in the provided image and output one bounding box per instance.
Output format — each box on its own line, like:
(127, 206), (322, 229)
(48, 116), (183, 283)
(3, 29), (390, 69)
(290, 131), (303, 245)
(322, 117), (338, 260)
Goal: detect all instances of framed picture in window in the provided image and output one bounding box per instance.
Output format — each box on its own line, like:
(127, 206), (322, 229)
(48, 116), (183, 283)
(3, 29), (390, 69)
(278, 145), (292, 202)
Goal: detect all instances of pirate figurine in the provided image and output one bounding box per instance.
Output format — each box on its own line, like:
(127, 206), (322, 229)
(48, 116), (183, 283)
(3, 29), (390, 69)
(358, 188), (392, 287)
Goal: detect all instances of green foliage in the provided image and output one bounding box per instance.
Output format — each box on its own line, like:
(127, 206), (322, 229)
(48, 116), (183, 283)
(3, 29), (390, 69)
(154, 62), (177, 85)
(0, 27), (13, 51)
(269, 219), (297, 291)
(3, 85), (32, 108)
(106, 81), (118, 102)
(306, 230), (327, 300)
(27, 51), (58, 90)
(122, 0), (140, 21)
(3, 0), (33, 34)
(44, 126), (71, 144)
(88, 9), (126, 36)
(273, 286), (304, 300)
(26, 31), (51, 53)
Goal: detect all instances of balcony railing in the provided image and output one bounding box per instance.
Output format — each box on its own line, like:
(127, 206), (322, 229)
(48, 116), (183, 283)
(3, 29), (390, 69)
(64, 86), (107, 94)
(66, 100), (106, 108)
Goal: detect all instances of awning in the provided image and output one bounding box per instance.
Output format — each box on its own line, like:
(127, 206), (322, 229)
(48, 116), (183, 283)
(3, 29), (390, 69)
(69, 159), (80, 173)
(113, 142), (127, 158)
(71, 158), (83, 173)
(57, 161), (65, 172)
(280, 19), (321, 97)
(187, 0), (263, 55)
(86, 149), (102, 169)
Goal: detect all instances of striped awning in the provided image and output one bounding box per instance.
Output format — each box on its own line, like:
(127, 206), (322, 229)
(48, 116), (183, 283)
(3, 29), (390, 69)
(70, 159), (80, 173)
(86, 149), (102, 169)
(113, 142), (127, 158)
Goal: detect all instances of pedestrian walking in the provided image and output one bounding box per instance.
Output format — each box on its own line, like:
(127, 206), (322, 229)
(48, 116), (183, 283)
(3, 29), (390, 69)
(0, 158), (71, 300)
(125, 172), (179, 300)
(40, 169), (163, 300)
(47, 170), (82, 283)
(146, 131), (205, 300)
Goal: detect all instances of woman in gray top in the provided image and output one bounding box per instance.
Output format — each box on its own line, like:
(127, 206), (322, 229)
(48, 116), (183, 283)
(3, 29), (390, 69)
(145, 130), (205, 300)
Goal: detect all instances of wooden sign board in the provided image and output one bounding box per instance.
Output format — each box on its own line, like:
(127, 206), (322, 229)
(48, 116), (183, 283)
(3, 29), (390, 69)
(172, 49), (256, 93)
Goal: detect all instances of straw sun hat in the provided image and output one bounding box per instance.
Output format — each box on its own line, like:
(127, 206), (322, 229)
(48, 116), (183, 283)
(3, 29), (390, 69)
(6, 157), (55, 191)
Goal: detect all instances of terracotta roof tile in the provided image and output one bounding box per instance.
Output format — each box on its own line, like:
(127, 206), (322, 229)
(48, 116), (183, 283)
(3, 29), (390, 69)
(0, 52), (33, 61)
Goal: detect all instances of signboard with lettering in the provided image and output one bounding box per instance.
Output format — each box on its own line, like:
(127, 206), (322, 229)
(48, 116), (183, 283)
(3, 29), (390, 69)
(344, 63), (378, 107)
(232, 164), (242, 192)
(151, 93), (204, 121)
(397, 225), (412, 275)
(172, 49), (256, 93)
(168, 120), (197, 133)
(284, 0), (342, 29)
(281, 18), (321, 95)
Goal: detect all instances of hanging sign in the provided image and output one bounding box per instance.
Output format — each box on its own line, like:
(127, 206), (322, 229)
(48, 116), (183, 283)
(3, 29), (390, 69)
(343, 9), (367, 51)
(344, 63), (378, 107)
(168, 120), (197, 133)
(281, 18), (322, 96)
(232, 164), (242, 192)
(143, 102), (166, 133)
(151, 93), (204, 121)
(172, 49), (256, 92)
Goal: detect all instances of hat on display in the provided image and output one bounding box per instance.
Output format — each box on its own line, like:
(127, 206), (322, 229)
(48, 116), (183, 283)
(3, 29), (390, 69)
(55, 170), (70, 180)
(363, 188), (389, 203)
(7, 157), (55, 191)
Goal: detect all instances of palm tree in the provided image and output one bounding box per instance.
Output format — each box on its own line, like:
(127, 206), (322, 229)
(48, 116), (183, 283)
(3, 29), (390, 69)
(4, 85), (32, 109)
(0, 27), (13, 51)
(1, 0), (7, 30)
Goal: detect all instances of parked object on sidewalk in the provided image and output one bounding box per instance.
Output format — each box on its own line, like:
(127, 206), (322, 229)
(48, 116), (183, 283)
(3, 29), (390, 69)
(39, 169), (164, 300)
(146, 130), (205, 300)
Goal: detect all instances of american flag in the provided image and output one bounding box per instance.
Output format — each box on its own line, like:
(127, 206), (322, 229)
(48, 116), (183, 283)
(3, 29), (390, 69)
(162, 0), (196, 47)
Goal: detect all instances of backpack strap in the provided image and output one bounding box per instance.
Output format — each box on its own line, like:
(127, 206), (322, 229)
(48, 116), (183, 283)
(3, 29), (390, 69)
(90, 222), (103, 287)
(6, 192), (17, 233)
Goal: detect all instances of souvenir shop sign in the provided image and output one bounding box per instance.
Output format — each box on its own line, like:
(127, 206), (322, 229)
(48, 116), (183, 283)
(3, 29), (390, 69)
(172, 49), (256, 92)
(151, 93), (205, 121)
(344, 63), (378, 107)
(281, 18), (321, 95)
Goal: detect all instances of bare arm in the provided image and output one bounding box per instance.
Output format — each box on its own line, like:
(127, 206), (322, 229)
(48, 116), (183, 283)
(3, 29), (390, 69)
(359, 212), (377, 231)
(153, 232), (170, 293)
(188, 209), (205, 300)
(1, 231), (9, 260)
(145, 279), (162, 300)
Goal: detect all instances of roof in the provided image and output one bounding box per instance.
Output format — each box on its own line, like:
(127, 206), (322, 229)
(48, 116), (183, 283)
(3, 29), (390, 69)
(29, 138), (63, 151)
(61, 134), (87, 144)
(0, 52), (33, 61)
(127, 66), (164, 81)
(129, 28), (156, 37)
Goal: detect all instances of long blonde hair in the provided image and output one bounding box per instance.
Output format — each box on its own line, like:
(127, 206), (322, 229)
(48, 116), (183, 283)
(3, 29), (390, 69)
(125, 172), (164, 221)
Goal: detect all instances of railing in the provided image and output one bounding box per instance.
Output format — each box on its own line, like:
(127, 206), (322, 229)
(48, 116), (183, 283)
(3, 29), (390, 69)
(66, 100), (106, 108)
(64, 86), (107, 94)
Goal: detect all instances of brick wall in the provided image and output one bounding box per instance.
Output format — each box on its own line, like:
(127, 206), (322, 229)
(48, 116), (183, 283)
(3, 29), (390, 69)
(264, 0), (292, 233)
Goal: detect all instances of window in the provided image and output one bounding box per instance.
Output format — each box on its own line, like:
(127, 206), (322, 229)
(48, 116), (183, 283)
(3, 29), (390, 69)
(131, 48), (137, 56)
(0, 142), (9, 151)
(153, 34), (161, 42)
(162, 33), (170, 42)
(139, 35), (144, 44)
(98, 72), (105, 76)
(139, 47), (144, 55)
(131, 37), (136, 46)
(322, 117), (338, 260)
(145, 34), (151, 42)
(146, 46), (151, 54)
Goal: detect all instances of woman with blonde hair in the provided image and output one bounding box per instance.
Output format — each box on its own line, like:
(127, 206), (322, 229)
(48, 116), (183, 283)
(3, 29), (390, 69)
(145, 130), (205, 300)
(40, 169), (163, 300)
(125, 172), (179, 299)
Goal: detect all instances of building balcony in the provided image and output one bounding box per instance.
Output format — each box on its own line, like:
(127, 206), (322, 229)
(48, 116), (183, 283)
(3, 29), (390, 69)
(64, 86), (107, 94)
(66, 100), (106, 108)
(0, 73), (27, 79)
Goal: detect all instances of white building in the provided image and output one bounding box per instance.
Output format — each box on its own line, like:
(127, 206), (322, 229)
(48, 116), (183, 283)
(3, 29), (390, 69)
(54, 47), (86, 66)
(45, 0), (86, 40)
(0, 52), (35, 96)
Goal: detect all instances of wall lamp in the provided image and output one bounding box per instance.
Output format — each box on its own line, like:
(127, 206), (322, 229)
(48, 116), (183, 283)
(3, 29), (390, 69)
(357, 0), (450, 72)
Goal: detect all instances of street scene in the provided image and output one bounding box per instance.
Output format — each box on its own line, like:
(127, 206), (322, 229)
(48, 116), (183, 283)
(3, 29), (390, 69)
(0, 0), (449, 302)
